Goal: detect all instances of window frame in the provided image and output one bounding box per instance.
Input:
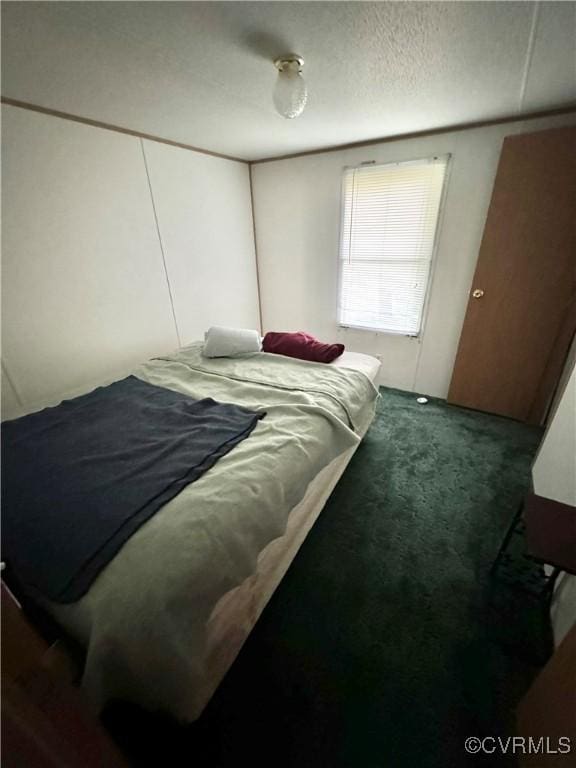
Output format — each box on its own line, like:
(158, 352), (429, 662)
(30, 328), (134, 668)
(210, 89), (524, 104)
(336, 154), (451, 338)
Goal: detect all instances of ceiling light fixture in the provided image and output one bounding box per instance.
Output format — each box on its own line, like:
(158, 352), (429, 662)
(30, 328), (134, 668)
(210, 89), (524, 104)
(273, 54), (307, 119)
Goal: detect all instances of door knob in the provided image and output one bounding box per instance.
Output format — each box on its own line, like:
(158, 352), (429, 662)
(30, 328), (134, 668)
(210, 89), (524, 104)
(472, 289), (484, 299)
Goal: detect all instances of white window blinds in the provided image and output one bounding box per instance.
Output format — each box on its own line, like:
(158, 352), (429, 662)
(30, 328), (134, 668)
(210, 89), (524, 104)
(338, 156), (448, 335)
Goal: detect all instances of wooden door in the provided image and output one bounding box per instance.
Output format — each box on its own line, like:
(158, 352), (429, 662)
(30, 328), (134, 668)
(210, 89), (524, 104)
(448, 127), (576, 423)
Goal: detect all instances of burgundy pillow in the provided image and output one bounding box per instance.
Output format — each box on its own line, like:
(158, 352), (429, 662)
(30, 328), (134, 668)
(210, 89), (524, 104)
(262, 331), (344, 364)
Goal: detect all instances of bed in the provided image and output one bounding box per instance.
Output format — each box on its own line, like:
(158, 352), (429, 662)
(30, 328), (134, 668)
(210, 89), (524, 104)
(6, 343), (380, 721)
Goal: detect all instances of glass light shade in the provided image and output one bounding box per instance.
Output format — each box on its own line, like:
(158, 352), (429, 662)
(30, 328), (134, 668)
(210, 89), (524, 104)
(273, 63), (307, 119)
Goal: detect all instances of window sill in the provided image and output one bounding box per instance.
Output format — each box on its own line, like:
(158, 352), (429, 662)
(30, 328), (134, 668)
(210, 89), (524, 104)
(338, 324), (420, 339)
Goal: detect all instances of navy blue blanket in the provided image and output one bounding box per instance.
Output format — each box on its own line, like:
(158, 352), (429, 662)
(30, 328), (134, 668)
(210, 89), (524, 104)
(1, 376), (264, 603)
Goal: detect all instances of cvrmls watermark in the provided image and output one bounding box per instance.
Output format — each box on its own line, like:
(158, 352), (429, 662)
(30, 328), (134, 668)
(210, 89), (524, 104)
(465, 736), (572, 756)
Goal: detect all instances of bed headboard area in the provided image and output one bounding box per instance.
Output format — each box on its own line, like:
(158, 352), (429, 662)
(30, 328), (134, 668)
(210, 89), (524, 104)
(1, 104), (260, 420)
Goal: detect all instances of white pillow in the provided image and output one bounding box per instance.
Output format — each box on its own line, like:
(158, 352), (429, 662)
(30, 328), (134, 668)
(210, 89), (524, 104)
(203, 326), (261, 358)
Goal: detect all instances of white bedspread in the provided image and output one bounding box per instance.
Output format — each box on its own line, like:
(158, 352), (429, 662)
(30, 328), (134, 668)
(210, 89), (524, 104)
(49, 344), (379, 720)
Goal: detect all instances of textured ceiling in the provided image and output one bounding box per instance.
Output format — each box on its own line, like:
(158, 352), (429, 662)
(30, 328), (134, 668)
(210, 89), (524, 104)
(2, 1), (575, 161)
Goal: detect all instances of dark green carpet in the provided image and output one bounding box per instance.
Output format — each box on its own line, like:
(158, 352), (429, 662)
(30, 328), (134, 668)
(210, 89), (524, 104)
(104, 388), (545, 768)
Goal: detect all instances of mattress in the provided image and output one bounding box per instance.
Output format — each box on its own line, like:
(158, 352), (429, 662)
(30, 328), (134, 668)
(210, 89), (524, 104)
(331, 350), (381, 384)
(47, 344), (380, 721)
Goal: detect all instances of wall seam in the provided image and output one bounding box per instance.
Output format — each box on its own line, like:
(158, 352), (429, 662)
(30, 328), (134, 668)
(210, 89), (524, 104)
(1, 358), (23, 407)
(518, 1), (541, 114)
(140, 138), (182, 348)
(248, 163), (264, 334)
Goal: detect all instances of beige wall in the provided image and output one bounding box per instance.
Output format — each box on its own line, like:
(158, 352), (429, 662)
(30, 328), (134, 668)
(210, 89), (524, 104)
(251, 114), (576, 396)
(533, 358), (576, 647)
(142, 140), (259, 346)
(1, 105), (259, 419)
(532, 362), (576, 507)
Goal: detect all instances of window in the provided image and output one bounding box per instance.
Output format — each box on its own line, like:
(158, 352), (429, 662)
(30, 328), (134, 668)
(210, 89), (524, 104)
(338, 156), (448, 336)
